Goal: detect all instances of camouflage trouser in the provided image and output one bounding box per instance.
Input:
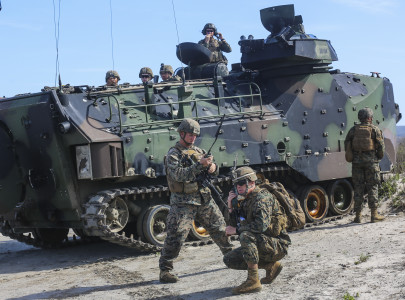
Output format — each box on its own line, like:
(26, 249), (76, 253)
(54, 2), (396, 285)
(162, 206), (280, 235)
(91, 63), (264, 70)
(352, 162), (380, 211)
(159, 200), (232, 271)
(223, 231), (288, 270)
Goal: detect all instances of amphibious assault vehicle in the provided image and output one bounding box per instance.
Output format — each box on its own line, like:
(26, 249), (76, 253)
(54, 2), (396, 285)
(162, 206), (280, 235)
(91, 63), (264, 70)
(0, 4), (401, 251)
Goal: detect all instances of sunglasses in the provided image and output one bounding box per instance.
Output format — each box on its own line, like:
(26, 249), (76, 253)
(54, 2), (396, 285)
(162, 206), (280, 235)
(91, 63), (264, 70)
(141, 75), (150, 78)
(206, 29), (214, 33)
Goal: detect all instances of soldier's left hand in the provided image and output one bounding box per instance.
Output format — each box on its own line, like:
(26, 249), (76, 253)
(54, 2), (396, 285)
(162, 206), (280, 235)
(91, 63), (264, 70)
(217, 32), (223, 40)
(207, 163), (216, 174)
(225, 225), (236, 236)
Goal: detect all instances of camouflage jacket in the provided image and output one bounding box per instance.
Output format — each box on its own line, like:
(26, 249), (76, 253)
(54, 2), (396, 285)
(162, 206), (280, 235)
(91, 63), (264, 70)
(198, 38), (232, 64)
(345, 122), (385, 164)
(165, 142), (218, 205)
(162, 75), (181, 83)
(230, 186), (290, 242)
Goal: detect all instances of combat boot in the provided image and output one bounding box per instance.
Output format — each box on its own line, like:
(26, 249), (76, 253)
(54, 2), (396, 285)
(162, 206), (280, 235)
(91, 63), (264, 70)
(159, 270), (179, 283)
(353, 210), (362, 223)
(232, 268), (262, 295)
(260, 261), (283, 284)
(371, 208), (385, 223)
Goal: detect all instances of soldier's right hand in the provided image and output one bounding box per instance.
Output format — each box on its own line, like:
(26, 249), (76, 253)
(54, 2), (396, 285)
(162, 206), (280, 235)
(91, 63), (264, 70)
(227, 190), (237, 212)
(199, 155), (213, 167)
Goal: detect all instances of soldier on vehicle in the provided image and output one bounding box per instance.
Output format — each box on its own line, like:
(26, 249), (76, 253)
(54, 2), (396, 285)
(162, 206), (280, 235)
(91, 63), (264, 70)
(345, 108), (385, 223)
(198, 23), (232, 64)
(224, 167), (291, 295)
(139, 67), (154, 84)
(159, 118), (233, 283)
(159, 64), (181, 82)
(105, 70), (120, 86)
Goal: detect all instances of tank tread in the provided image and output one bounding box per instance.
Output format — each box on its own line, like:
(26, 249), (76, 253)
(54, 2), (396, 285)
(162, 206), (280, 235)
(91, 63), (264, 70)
(0, 219), (95, 249)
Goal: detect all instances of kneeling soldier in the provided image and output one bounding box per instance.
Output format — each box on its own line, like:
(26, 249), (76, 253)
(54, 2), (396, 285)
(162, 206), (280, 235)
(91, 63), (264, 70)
(224, 167), (291, 294)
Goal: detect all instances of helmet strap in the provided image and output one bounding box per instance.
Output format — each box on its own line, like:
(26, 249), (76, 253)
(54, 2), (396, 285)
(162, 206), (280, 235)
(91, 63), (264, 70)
(180, 132), (192, 147)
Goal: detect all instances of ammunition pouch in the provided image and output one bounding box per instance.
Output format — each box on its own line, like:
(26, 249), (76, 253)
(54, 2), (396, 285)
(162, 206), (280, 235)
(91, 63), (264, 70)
(167, 179), (199, 194)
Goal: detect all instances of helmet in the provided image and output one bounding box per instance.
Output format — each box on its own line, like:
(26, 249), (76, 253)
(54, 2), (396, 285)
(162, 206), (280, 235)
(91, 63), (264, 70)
(105, 70), (120, 82)
(232, 166), (257, 184)
(202, 23), (217, 35)
(160, 63), (173, 75)
(177, 118), (200, 135)
(139, 67), (153, 78)
(358, 107), (373, 122)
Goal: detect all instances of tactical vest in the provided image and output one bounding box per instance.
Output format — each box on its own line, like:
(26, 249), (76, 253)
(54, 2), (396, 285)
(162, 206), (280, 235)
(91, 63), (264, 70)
(165, 145), (203, 194)
(352, 124), (375, 152)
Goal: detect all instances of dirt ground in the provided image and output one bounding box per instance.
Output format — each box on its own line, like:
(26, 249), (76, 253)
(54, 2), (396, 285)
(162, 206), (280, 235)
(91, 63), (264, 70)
(1, 203), (404, 300)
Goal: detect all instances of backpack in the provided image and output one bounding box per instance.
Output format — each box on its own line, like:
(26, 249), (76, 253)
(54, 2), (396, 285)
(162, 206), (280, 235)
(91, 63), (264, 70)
(259, 181), (306, 231)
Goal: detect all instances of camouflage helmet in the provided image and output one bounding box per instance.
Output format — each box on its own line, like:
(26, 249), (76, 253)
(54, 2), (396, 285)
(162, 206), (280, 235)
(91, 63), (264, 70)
(139, 67), (153, 78)
(358, 107), (373, 122)
(232, 166), (257, 184)
(202, 23), (218, 35)
(160, 63), (173, 75)
(105, 70), (120, 82)
(177, 118), (200, 135)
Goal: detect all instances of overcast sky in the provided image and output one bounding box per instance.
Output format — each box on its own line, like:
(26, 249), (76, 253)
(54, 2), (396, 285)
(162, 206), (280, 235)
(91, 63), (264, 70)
(1, 0), (404, 125)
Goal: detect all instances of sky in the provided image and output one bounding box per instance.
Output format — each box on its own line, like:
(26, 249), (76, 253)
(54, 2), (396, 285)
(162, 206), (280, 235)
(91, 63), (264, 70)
(1, 0), (404, 126)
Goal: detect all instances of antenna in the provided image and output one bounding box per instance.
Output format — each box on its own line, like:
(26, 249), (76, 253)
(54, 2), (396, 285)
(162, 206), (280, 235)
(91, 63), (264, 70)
(109, 0), (115, 70)
(171, 0), (185, 83)
(52, 0), (61, 87)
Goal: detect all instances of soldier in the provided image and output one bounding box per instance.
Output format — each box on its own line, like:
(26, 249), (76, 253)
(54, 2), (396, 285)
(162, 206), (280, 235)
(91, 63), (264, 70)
(159, 118), (233, 283)
(159, 64), (181, 82)
(105, 70), (120, 86)
(345, 108), (385, 223)
(198, 23), (232, 64)
(139, 67), (154, 84)
(224, 167), (291, 295)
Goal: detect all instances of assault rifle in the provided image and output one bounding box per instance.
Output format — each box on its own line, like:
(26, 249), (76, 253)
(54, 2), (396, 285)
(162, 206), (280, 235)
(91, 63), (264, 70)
(190, 115), (228, 208)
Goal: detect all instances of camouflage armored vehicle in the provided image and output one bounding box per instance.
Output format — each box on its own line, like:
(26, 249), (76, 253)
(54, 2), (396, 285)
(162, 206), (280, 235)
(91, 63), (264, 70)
(0, 4), (401, 251)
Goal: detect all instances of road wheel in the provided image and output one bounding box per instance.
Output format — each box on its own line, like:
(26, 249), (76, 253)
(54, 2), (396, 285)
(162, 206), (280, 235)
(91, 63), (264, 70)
(188, 220), (210, 241)
(33, 228), (69, 243)
(142, 205), (170, 247)
(299, 185), (329, 222)
(105, 197), (129, 232)
(327, 179), (354, 215)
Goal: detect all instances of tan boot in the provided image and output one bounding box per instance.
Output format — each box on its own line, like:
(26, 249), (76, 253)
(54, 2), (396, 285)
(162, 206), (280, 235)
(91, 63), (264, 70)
(353, 210), (362, 223)
(232, 268), (262, 295)
(371, 208), (385, 223)
(159, 270), (179, 283)
(261, 261), (283, 284)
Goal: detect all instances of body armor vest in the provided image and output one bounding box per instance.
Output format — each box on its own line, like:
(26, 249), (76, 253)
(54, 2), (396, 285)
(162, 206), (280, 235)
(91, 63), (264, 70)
(352, 124), (375, 152)
(165, 145), (204, 194)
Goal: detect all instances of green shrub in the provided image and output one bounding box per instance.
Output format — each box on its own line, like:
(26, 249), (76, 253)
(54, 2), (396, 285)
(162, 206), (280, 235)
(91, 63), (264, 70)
(343, 292), (359, 300)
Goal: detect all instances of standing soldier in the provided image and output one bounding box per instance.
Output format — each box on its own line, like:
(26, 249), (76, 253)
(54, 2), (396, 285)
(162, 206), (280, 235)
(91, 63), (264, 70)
(159, 64), (181, 82)
(345, 107), (385, 223)
(198, 23), (232, 64)
(159, 118), (233, 283)
(139, 67), (154, 84)
(224, 167), (291, 295)
(105, 70), (120, 86)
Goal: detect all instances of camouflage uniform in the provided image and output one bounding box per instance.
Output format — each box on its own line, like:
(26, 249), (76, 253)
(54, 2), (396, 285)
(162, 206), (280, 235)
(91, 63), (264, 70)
(224, 186), (291, 270)
(345, 122), (384, 211)
(198, 38), (232, 64)
(159, 141), (232, 272)
(159, 64), (181, 82)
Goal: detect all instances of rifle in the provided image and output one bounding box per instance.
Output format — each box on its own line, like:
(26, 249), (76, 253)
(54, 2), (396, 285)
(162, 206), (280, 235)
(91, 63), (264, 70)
(188, 115), (227, 208)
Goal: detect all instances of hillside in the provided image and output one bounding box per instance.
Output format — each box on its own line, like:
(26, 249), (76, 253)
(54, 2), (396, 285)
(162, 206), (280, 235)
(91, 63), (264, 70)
(397, 126), (405, 138)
